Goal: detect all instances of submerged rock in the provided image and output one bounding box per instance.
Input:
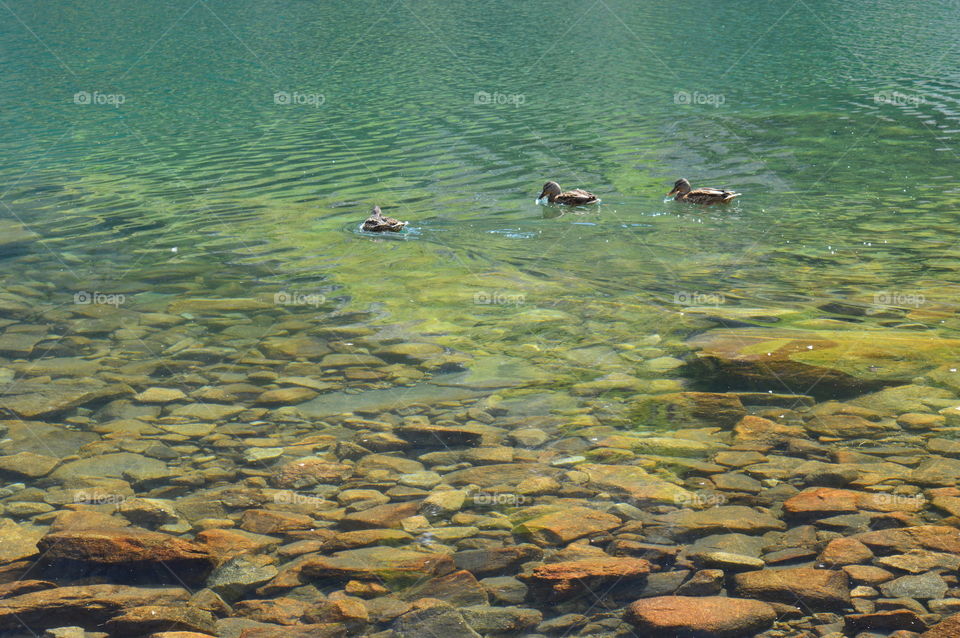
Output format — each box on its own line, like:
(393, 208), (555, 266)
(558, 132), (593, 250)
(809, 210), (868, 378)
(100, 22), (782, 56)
(630, 392), (746, 428)
(0, 584), (190, 631)
(519, 557), (651, 599)
(688, 328), (960, 398)
(626, 595), (777, 637)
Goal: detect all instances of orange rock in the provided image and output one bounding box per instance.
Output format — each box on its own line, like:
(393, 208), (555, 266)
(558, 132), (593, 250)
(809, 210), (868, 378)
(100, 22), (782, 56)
(784, 487), (859, 516)
(733, 567), (850, 610)
(0, 584), (189, 631)
(819, 537), (874, 566)
(194, 528), (281, 558)
(854, 525), (960, 555)
(341, 501), (420, 530)
(626, 595), (776, 637)
(38, 527), (213, 567)
(519, 557), (651, 598)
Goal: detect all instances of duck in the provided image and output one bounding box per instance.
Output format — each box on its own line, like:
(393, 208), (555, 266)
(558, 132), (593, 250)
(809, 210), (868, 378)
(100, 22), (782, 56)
(667, 178), (741, 205)
(362, 206), (407, 232)
(536, 181), (600, 206)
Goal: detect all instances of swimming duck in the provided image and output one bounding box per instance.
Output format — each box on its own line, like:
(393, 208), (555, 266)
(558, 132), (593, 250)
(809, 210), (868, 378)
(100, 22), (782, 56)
(362, 206), (407, 232)
(668, 178), (741, 205)
(536, 181), (600, 206)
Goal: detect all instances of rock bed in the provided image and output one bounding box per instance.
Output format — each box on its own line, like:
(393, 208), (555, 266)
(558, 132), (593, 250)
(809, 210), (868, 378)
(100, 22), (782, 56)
(1, 288), (960, 636)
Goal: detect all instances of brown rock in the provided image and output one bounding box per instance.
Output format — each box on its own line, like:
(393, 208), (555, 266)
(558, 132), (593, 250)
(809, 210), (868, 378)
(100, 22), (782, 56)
(194, 528), (281, 558)
(519, 557), (651, 599)
(134, 387), (187, 403)
(37, 527), (214, 581)
(854, 526), (960, 555)
(233, 597), (312, 625)
(322, 529), (412, 551)
(270, 458), (352, 489)
(626, 595), (776, 637)
(341, 501), (420, 530)
(0, 580), (56, 598)
(105, 605), (216, 636)
(444, 463), (564, 488)
(260, 547), (453, 592)
(733, 415), (804, 445)
(0, 452), (60, 478)
(733, 567), (849, 610)
(923, 614), (960, 638)
(255, 388), (319, 405)
(514, 507), (620, 545)
(842, 564), (894, 585)
(785, 487), (926, 517)
(0, 520), (44, 564)
(805, 414), (898, 438)
(239, 510), (315, 535)
(0, 584), (190, 631)
(658, 505), (786, 538)
(819, 537), (874, 566)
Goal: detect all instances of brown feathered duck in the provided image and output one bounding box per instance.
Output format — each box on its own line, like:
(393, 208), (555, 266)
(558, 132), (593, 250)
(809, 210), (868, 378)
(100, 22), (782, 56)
(536, 181), (600, 206)
(362, 206), (407, 232)
(667, 178), (741, 205)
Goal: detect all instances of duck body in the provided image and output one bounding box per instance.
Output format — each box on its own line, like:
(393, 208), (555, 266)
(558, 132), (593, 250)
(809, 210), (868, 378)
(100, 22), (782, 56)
(362, 206), (407, 232)
(668, 178), (740, 205)
(537, 181), (600, 206)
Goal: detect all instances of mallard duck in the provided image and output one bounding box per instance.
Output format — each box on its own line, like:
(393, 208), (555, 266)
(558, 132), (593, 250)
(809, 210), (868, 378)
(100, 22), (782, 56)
(536, 181), (600, 206)
(362, 206), (407, 232)
(668, 178), (741, 205)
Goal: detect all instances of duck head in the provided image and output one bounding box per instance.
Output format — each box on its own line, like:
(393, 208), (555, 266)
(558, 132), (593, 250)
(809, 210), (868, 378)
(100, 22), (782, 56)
(667, 178), (691, 197)
(537, 181), (562, 203)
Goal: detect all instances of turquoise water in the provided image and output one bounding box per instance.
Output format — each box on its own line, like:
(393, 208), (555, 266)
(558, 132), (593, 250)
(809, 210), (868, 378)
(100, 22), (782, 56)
(2, 1), (960, 633)
(4, 1), (960, 321)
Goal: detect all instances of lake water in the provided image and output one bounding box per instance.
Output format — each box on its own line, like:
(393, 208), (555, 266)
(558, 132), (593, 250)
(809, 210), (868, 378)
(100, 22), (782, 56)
(2, 1), (960, 636)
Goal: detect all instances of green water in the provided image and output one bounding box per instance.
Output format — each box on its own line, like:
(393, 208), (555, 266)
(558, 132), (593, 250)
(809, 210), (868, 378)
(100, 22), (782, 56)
(2, 0), (960, 397)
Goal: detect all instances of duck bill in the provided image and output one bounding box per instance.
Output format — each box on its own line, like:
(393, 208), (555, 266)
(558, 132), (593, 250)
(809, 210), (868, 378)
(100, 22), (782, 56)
(666, 188), (678, 197)
(536, 192), (547, 204)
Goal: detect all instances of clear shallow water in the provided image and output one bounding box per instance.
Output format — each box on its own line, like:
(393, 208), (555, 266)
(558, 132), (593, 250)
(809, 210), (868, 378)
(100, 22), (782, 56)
(3, 1), (960, 330)
(2, 1), (960, 633)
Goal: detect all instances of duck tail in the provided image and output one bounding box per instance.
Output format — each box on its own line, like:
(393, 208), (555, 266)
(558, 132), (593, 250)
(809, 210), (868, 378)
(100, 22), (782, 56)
(723, 192), (741, 202)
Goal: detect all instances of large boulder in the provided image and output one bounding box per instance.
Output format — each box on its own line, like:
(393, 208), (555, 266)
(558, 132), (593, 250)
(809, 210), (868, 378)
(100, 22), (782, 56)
(687, 328), (960, 398)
